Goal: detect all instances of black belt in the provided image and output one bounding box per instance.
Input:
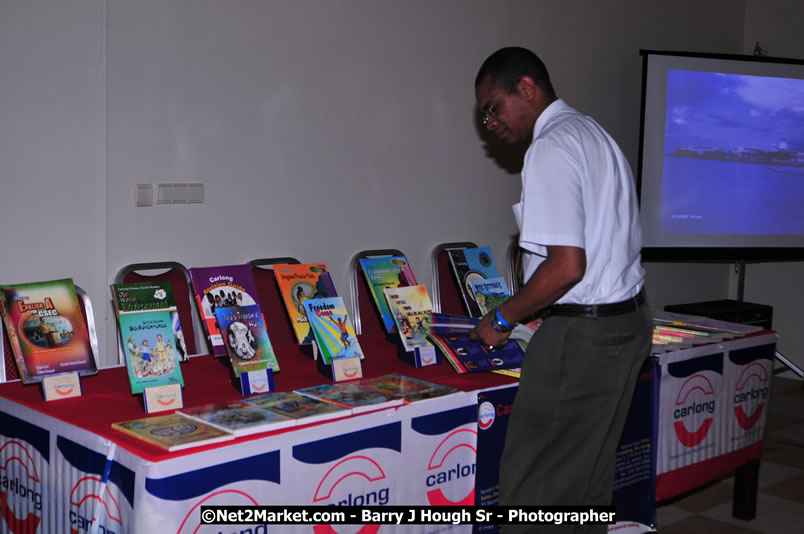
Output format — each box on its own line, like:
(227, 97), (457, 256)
(543, 289), (645, 319)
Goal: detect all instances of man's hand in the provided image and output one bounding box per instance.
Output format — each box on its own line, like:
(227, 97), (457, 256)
(469, 310), (512, 350)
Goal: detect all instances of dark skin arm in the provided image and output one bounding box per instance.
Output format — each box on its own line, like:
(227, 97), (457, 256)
(469, 245), (586, 348)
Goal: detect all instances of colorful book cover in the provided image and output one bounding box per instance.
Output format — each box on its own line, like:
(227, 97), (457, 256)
(447, 246), (501, 318)
(273, 263), (336, 344)
(111, 281), (189, 360)
(244, 391), (349, 424)
(111, 413), (235, 451)
(383, 285), (433, 352)
(426, 330), (523, 374)
(359, 374), (459, 403)
(294, 382), (404, 414)
(469, 276), (511, 316)
(0, 278), (97, 384)
(214, 305), (280, 377)
(359, 256), (417, 333)
(115, 309), (185, 395)
(303, 296), (363, 364)
(188, 264), (262, 357)
(179, 401), (295, 437)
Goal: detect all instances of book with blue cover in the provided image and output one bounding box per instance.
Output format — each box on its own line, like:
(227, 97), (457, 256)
(179, 400), (295, 436)
(214, 304), (280, 377)
(244, 391), (349, 424)
(447, 246), (502, 318)
(359, 256), (417, 333)
(303, 296), (363, 364)
(469, 276), (511, 316)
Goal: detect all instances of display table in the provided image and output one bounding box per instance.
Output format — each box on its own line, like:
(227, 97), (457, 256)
(0, 331), (777, 534)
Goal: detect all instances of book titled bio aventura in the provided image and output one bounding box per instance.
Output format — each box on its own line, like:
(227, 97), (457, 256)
(188, 264), (262, 357)
(0, 278), (98, 384)
(111, 281), (185, 394)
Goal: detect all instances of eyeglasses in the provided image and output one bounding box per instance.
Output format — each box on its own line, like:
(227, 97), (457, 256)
(480, 102), (500, 126)
(479, 78), (520, 126)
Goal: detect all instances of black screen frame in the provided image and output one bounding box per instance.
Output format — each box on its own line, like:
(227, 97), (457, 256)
(637, 49), (804, 263)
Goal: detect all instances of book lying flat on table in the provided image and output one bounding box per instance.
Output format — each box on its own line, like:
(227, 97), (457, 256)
(294, 382), (404, 414)
(179, 401), (295, 437)
(357, 374), (460, 403)
(0, 278), (98, 384)
(244, 391), (350, 425)
(111, 413), (235, 452)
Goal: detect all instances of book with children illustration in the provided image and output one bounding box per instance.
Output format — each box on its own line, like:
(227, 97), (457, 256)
(0, 278), (98, 384)
(359, 255), (418, 333)
(447, 246), (502, 318)
(214, 304), (280, 377)
(273, 263), (337, 345)
(111, 280), (189, 360)
(383, 284), (434, 352)
(303, 296), (364, 364)
(112, 283), (185, 394)
(188, 264), (262, 357)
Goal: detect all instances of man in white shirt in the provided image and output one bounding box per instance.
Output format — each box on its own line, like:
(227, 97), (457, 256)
(470, 47), (652, 533)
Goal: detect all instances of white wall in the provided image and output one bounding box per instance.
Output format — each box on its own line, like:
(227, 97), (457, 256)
(10, 0), (798, 371)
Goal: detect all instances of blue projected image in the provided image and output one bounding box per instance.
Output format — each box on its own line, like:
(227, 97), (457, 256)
(660, 70), (804, 235)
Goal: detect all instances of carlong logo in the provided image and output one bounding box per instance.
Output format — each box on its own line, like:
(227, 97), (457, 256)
(734, 362), (769, 430)
(673, 374), (716, 447)
(477, 402), (495, 430)
(69, 476), (122, 534)
(425, 428), (477, 506)
(0, 440), (42, 534)
(313, 455), (388, 505)
(176, 490), (259, 534)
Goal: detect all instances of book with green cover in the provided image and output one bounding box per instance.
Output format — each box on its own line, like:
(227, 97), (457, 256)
(111, 281), (185, 394)
(469, 276), (510, 316)
(0, 278), (98, 384)
(111, 413), (235, 451)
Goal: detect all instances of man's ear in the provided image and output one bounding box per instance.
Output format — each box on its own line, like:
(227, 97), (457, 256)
(516, 75), (538, 101)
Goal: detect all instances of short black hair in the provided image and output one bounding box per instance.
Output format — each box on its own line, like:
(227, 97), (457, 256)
(475, 47), (555, 98)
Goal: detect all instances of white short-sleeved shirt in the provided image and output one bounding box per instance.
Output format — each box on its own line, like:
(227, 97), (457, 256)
(513, 99), (644, 304)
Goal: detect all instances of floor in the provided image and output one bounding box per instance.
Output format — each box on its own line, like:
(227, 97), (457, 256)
(655, 375), (804, 533)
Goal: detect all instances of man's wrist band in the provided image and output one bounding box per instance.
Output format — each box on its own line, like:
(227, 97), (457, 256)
(490, 307), (513, 333)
